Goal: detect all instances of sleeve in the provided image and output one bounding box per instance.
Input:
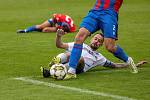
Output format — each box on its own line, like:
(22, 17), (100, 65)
(94, 53), (114, 67)
(103, 60), (115, 68)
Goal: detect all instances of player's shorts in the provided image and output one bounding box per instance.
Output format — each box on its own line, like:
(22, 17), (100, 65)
(48, 18), (55, 27)
(80, 10), (118, 39)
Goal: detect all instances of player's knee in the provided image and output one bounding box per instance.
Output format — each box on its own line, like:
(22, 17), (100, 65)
(56, 53), (68, 63)
(42, 28), (49, 33)
(74, 35), (84, 44)
(74, 28), (90, 44)
(104, 38), (116, 53)
(105, 45), (115, 53)
(36, 25), (44, 30)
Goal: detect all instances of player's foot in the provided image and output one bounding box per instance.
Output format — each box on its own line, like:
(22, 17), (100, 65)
(17, 29), (27, 33)
(63, 73), (76, 80)
(127, 57), (138, 73)
(49, 57), (61, 67)
(40, 67), (50, 78)
(136, 60), (148, 67)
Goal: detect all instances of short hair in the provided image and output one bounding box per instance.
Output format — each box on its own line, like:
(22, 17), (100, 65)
(61, 22), (70, 32)
(97, 33), (104, 37)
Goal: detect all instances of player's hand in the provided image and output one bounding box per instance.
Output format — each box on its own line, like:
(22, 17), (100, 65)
(136, 60), (148, 67)
(57, 29), (66, 37)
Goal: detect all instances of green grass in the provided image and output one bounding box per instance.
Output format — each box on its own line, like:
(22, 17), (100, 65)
(0, 0), (150, 100)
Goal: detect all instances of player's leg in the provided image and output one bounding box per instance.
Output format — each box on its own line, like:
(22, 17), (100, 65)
(65, 28), (89, 77)
(17, 19), (52, 33)
(40, 67), (50, 78)
(64, 13), (98, 80)
(102, 14), (138, 73)
(17, 25), (38, 33)
(55, 52), (85, 74)
(37, 18), (57, 32)
(42, 53), (69, 78)
(42, 27), (57, 33)
(49, 53), (70, 67)
(34, 20), (52, 32)
(64, 57), (85, 74)
(104, 38), (128, 62)
(76, 57), (85, 74)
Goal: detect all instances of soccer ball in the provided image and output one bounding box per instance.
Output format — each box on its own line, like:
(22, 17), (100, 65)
(50, 63), (67, 80)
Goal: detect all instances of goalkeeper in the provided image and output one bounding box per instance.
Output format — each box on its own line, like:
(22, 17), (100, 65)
(41, 29), (147, 77)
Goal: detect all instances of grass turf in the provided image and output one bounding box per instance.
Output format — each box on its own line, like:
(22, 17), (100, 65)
(0, 0), (150, 100)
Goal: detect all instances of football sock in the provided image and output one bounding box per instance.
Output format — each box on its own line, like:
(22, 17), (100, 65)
(113, 45), (128, 62)
(25, 25), (40, 32)
(68, 67), (76, 74)
(68, 44), (83, 73)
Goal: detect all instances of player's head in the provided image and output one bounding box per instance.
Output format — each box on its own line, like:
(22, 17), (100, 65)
(90, 33), (104, 50)
(61, 22), (70, 32)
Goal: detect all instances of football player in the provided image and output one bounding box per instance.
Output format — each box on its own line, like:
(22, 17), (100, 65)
(64, 0), (139, 80)
(17, 14), (76, 33)
(41, 29), (147, 78)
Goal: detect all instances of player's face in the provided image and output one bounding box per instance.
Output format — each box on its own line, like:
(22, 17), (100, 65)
(90, 34), (104, 50)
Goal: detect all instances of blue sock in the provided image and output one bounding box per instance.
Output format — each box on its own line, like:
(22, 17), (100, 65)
(113, 45), (128, 62)
(25, 26), (39, 32)
(69, 44), (83, 69)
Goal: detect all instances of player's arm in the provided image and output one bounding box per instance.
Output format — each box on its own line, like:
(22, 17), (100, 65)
(104, 60), (147, 68)
(103, 61), (129, 68)
(109, 62), (129, 68)
(56, 29), (68, 49)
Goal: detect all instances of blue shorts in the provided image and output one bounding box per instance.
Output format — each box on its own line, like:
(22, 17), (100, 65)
(48, 18), (55, 27)
(80, 10), (118, 39)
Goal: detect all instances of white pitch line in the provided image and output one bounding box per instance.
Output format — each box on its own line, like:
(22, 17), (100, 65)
(13, 77), (137, 100)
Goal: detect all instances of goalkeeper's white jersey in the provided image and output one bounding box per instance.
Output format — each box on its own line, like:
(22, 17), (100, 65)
(67, 42), (107, 72)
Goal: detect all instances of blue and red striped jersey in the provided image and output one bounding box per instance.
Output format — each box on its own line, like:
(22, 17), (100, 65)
(92, 0), (123, 13)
